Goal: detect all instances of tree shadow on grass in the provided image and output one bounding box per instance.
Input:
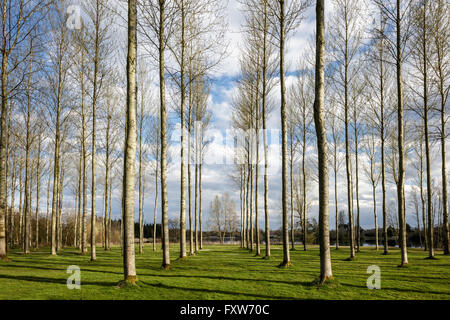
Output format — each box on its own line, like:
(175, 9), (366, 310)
(340, 282), (449, 296)
(11, 257), (123, 270)
(3, 263), (122, 275)
(138, 280), (310, 300)
(0, 274), (115, 287)
(141, 273), (316, 288)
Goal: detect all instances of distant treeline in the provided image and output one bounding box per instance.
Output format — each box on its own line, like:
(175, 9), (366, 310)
(8, 206), (446, 250)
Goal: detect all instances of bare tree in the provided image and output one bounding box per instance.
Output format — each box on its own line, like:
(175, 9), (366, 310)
(122, 0), (138, 284)
(209, 193), (238, 244)
(0, 0), (48, 260)
(209, 195), (223, 243)
(287, 95), (299, 251)
(21, 38), (36, 254)
(366, 9), (393, 254)
(232, 32), (261, 254)
(266, 0), (310, 267)
(327, 0), (365, 260)
(192, 73), (212, 253)
(375, 0), (412, 267)
(362, 117), (381, 250)
(429, 0), (449, 255)
(326, 95), (344, 250)
(291, 60), (313, 251)
(198, 96), (212, 251)
(413, 133), (427, 249)
(82, 0), (115, 261)
(409, 187), (422, 248)
(313, 0), (333, 283)
(46, 1), (72, 256)
(70, 23), (90, 255)
(408, 0), (435, 259)
(241, 0), (278, 258)
(137, 61), (151, 254)
(138, 0), (179, 269)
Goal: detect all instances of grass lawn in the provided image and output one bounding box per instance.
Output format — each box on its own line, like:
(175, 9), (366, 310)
(0, 244), (449, 300)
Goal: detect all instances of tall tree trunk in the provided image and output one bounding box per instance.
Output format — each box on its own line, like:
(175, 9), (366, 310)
(396, 0), (408, 266)
(188, 85), (193, 256)
(194, 113), (200, 252)
(422, 2), (434, 259)
(4, 102), (10, 253)
(314, 0), (333, 283)
(18, 155), (23, 246)
(46, 169), (50, 247)
(138, 91), (144, 255)
(250, 159), (253, 251)
(243, 165), (248, 249)
(76, 145), (82, 250)
(419, 141), (428, 250)
(199, 161), (203, 250)
(262, 0), (270, 259)
(101, 185), (104, 248)
(289, 138), (295, 251)
(51, 78), (62, 256)
(122, 0), (138, 283)
(104, 104), (110, 251)
(194, 145), (199, 253)
(279, 0), (290, 267)
(353, 112), (360, 253)
(50, 19), (66, 255)
(81, 47), (88, 255)
(108, 176), (112, 249)
(439, 51), (449, 256)
(255, 71), (260, 256)
(373, 183), (378, 250)
(153, 162), (158, 251)
(246, 155), (250, 249)
(75, 189), (79, 248)
(0, 0), (9, 259)
(344, 13), (355, 260)
(159, 0), (170, 269)
(23, 49), (34, 254)
(140, 174), (145, 252)
(334, 146), (339, 250)
(379, 16), (389, 254)
(415, 197), (422, 248)
(29, 160), (34, 250)
(35, 126), (42, 250)
(302, 114), (307, 251)
(90, 0), (101, 262)
(255, 154), (260, 255)
(240, 166), (243, 248)
(58, 147), (66, 250)
(9, 146), (16, 248)
(179, 0), (187, 259)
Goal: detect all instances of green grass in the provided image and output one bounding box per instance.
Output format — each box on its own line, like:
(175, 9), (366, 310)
(0, 244), (449, 300)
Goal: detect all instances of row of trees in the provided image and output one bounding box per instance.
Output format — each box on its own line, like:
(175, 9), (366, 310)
(230, 0), (448, 282)
(0, 0), (223, 279)
(0, 0), (448, 286)
(208, 193), (239, 244)
(323, 0), (449, 262)
(123, 0), (227, 281)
